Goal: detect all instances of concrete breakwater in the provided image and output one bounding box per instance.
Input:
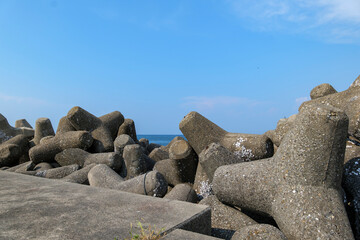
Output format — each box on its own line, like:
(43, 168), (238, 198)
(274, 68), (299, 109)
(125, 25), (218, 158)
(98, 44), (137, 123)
(1, 75), (360, 239)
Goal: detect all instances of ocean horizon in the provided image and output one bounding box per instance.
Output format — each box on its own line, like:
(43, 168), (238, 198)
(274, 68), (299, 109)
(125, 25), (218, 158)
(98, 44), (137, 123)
(137, 134), (185, 146)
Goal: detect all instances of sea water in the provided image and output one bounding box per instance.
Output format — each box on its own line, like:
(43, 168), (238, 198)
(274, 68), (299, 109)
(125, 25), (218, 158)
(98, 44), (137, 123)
(137, 135), (185, 146)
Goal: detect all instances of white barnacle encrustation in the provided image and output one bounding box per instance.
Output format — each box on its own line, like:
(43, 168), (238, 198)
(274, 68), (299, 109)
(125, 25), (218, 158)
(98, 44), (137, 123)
(233, 137), (254, 162)
(198, 180), (213, 198)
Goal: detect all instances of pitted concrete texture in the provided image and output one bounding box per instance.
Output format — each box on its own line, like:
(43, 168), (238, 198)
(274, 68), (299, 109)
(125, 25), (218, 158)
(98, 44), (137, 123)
(199, 195), (257, 236)
(300, 75), (360, 138)
(163, 229), (221, 239)
(213, 103), (354, 239)
(179, 111), (273, 161)
(117, 118), (138, 143)
(310, 83), (337, 100)
(67, 106), (114, 153)
(231, 224), (287, 240)
(0, 171), (211, 240)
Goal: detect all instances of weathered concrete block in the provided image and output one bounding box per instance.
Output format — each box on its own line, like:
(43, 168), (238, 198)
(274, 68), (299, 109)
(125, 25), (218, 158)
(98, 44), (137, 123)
(54, 148), (123, 171)
(343, 157), (360, 240)
(39, 135), (54, 145)
(36, 164), (80, 179)
(161, 136), (185, 152)
(67, 106), (113, 152)
(213, 103), (354, 239)
(88, 163), (124, 186)
(169, 139), (196, 161)
(117, 118), (138, 143)
(88, 164), (168, 197)
(15, 119), (32, 129)
(6, 161), (34, 173)
(231, 224), (287, 240)
(154, 158), (186, 186)
(33, 118), (55, 145)
(139, 138), (149, 149)
(199, 143), (245, 182)
(149, 148), (169, 162)
(193, 162), (212, 198)
(0, 134), (30, 167)
(271, 114), (297, 147)
(0, 113), (34, 143)
(300, 76), (360, 139)
(310, 83), (337, 100)
(123, 144), (155, 179)
(154, 140), (197, 187)
(164, 183), (198, 203)
(199, 195), (256, 240)
(56, 116), (76, 134)
(114, 134), (135, 155)
(62, 163), (96, 184)
(350, 74), (360, 88)
(33, 162), (53, 172)
(0, 144), (20, 167)
(99, 111), (124, 141)
(148, 142), (163, 153)
(179, 112), (273, 161)
(29, 131), (93, 164)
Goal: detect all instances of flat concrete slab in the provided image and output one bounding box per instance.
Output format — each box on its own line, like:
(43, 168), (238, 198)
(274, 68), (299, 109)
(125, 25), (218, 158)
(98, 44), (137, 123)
(0, 171), (210, 240)
(163, 229), (222, 239)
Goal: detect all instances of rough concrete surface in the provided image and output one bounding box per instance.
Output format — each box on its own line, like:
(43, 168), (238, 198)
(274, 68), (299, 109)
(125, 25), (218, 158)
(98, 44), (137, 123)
(0, 171), (211, 240)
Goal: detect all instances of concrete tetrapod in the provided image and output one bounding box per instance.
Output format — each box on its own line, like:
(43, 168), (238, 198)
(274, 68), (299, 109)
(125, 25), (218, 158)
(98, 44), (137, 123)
(56, 116), (76, 134)
(0, 134), (30, 167)
(149, 148), (169, 162)
(199, 142), (245, 182)
(5, 161), (33, 173)
(114, 134), (135, 155)
(117, 118), (138, 143)
(67, 106), (114, 153)
(123, 144), (154, 179)
(33, 118), (55, 145)
(99, 111), (124, 141)
(35, 164), (80, 179)
(310, 83), (337, 100)
(54, 148), (123, 171)
(15, 119), (32, 129)
(164, 183), (198, 203)
(300, 75), (360, 139)
(29, 131), (93, 164)
(88, 164), (168, 197)
(61, 163), (97, 184)
(212, 103), (354, 239)
(0, 113), (34, 143)
(154, 140), (198, 186)
(179, 112), (273, 161)
(199, 195), (257, 240)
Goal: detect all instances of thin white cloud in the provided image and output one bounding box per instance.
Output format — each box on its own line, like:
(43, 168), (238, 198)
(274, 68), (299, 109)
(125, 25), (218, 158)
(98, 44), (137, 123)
(182, 96), (260, 111)
(227, 0), (360, 43)
(0, 93), (47, 106)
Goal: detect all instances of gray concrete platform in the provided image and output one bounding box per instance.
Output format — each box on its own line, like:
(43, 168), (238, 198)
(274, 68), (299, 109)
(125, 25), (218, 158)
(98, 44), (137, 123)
(0, 171), (210, 240)
(163, 229), (222, 239)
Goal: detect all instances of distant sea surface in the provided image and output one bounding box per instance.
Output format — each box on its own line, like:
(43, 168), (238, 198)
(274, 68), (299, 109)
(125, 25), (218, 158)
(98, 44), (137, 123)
(137, 135), (185, 146)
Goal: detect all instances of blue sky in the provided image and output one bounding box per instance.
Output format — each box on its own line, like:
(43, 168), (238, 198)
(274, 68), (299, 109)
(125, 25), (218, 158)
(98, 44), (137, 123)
(0, 0), (359, 134)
